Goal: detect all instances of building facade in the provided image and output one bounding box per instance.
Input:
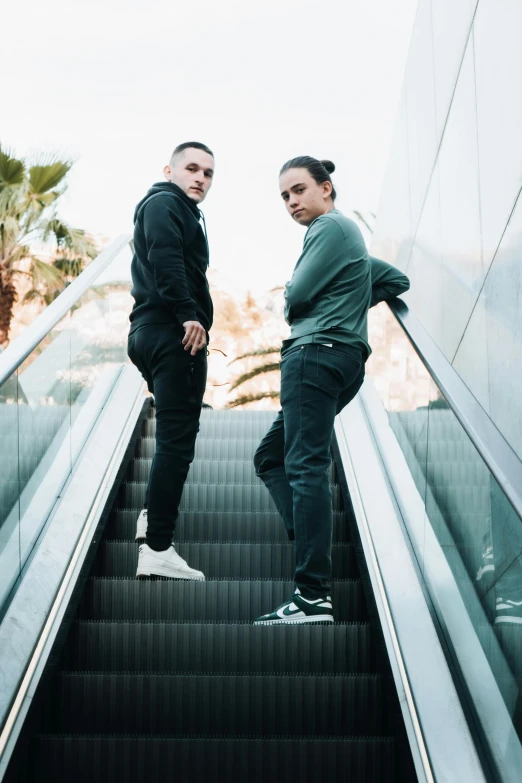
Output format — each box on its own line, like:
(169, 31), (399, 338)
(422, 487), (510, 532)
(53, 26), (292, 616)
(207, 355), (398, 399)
(371, 0), (522, 461)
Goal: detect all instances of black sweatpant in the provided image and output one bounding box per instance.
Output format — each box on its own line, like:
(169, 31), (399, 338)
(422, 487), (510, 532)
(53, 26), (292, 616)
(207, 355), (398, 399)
(128, 323), (207, 551)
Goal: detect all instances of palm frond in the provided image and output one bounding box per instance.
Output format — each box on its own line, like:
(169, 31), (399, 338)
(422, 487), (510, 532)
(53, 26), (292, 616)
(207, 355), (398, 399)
(227, 391), (280, 409)
(53, 256), (85, 277)
(0, 146), (26, 189)
(228, 347), (280, 366)
(45, 219), (97, 259)
(28, 256), (66, 289)
(229, 362), (280, 391)
(29, 158), (72, 195)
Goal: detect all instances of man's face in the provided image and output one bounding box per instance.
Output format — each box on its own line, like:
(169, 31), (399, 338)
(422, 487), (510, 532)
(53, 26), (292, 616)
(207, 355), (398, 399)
(163, 148), (215, 204)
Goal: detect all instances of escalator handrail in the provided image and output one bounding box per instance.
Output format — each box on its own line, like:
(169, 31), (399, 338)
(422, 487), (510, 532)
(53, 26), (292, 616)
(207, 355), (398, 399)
(388, 297), (522, 523)
(0, 234), (132, 387)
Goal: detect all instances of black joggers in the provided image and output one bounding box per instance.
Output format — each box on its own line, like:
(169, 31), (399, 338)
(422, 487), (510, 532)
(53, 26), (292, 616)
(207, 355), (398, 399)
(128, 324), (207, 551)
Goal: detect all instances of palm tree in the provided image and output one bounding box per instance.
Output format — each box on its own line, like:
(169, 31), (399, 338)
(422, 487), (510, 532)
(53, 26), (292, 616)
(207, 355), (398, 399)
(227, 347), (281, 408)
(0, 144), (98, 346)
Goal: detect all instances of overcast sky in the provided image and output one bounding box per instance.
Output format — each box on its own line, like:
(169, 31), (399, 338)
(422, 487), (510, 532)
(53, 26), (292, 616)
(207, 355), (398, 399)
(2, 0), (417, 295)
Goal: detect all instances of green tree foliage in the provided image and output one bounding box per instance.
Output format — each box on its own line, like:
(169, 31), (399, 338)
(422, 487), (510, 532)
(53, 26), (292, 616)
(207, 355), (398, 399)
(0, 144), (98, 346)
(227, 347), (281, 408)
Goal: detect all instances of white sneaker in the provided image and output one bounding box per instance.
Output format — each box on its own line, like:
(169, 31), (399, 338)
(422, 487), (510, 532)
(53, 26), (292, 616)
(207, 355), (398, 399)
(136, 543), (205, 581)
(135, 509), (148, 541)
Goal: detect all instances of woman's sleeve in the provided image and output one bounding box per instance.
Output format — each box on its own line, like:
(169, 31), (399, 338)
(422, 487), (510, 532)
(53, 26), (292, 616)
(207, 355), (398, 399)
(369, 256), (410, 307)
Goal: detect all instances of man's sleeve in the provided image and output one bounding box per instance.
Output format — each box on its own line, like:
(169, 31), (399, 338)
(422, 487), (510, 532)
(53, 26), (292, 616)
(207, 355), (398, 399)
(284, 219), (347, 324)
(369, 255), (410, 307)
(142, 197), (197, 325)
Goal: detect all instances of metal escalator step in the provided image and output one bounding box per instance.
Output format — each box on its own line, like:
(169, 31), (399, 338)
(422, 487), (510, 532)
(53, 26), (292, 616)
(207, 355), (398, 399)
(127, 458), (336, 484)
(78, 579), (366, 623)
(137, 436), (261, 460)
(30, 735), (397, 783)
(142, 418), (276, 440)
(200, 410), (278, 420)
(62, 621), (376, 673)
(106, 509), (350, 543)
(117, 482), (342, 513)
(92, 542), (357, 580)
(45, 673), (385, 735)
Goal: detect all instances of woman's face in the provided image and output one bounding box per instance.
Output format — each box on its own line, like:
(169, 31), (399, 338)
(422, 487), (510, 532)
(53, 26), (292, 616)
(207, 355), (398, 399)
(279, 168), (333, 227)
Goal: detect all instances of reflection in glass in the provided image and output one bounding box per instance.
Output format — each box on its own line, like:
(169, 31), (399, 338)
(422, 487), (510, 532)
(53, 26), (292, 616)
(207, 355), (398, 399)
(0, 372), (21, 608)
(367, 303), (522, 753)
(0, 243), (133, 614)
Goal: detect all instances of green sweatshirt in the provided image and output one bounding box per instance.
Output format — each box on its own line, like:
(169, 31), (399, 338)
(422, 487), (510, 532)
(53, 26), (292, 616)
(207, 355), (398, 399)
(282, 208), (410, 358)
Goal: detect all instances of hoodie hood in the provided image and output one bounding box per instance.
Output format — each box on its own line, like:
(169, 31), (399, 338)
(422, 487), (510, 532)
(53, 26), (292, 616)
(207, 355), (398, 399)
(133, 181), (202, 223)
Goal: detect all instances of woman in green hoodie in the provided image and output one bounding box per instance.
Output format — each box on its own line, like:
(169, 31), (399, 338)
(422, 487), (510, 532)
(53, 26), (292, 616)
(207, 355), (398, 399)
(253, 156), (409, 626)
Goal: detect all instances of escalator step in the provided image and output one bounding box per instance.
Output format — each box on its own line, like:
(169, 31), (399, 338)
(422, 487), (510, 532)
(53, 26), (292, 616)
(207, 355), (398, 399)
(63, 621), (376, 673)
(62, 621), (376, 674)
(92, 541), (357, 580)
(44, 673), (385, 735)
(142, 418), (276, 440)
(106, 509), (350, 543)
(137, 437), (267, 460)
(30, 735), (397, 783)
(79, 579), (366, 623)
(200, 409), (278, 421)
(117, 482), (342, 513)
(127, 458), (336, 485)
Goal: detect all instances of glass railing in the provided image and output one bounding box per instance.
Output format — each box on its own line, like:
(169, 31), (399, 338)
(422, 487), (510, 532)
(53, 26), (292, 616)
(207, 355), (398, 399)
(0, 238), (133, 614)
(366, 301), (522, 779)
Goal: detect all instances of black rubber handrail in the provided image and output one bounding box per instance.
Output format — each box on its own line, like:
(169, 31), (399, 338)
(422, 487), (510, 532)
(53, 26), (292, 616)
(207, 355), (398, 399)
(0, 235), (131, 388)
(388, 297), (522, 523)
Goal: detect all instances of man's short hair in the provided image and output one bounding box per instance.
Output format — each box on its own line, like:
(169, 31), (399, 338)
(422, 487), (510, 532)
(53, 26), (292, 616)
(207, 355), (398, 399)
(171, 141), (214, 164)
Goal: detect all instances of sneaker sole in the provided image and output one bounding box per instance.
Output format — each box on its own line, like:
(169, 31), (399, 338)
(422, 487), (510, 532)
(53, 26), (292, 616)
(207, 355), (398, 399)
(495, 615), (522, 625)
(136, 565), (205, 581)
(253, 615), (334, 626)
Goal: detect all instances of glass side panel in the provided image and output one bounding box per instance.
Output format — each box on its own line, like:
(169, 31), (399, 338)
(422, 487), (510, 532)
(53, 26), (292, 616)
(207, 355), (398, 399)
(0, 372), (21, 610)
(16, 314), (72, 570)
(69, 244), (133, 457)
(0, 241), (133, 615)
(367, 302), (522, 773)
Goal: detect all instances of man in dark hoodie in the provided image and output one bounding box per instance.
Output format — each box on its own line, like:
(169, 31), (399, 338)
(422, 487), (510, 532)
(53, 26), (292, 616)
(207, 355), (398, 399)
(128, 141), (214, 580)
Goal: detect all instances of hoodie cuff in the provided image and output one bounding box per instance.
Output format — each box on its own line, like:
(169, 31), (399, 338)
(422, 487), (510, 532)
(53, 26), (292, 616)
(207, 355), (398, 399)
(176, 310), (198, 326)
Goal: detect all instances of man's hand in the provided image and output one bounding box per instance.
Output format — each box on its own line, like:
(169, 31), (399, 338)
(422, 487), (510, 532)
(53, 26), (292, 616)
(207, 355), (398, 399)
(182, 320), (207, 356)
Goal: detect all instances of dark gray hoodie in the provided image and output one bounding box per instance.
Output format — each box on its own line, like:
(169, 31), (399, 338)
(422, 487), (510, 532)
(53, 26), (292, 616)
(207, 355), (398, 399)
(129, 181), (213, 335)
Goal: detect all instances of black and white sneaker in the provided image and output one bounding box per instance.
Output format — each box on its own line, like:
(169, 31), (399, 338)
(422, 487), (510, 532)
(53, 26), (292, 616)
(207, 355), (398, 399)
(495, 597), (522, 625)
(253, 588), (334, 625)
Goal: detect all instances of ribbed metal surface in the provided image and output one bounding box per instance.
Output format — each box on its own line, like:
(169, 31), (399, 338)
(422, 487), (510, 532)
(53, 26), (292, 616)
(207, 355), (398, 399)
(127, 457), (336, 485)
(30, 736), (397, 783)
(93, 542), (357, 579)
(46, 673), (384, 735)
(78, 578), (366, 623)
(105, 509), (350, 543)
(117, 481), (342, 513)
(21, 407), (414, 782)
(63, 621), (376, 673)
(143, 416), (276, 440)
(138, 436), (262, 460)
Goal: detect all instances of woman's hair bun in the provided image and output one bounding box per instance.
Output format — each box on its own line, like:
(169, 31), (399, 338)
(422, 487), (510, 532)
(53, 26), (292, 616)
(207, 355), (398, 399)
(321, 159), (335, 174)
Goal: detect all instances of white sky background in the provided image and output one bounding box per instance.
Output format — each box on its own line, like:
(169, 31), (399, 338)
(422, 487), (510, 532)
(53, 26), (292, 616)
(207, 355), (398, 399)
(2, 0), (417, 297)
